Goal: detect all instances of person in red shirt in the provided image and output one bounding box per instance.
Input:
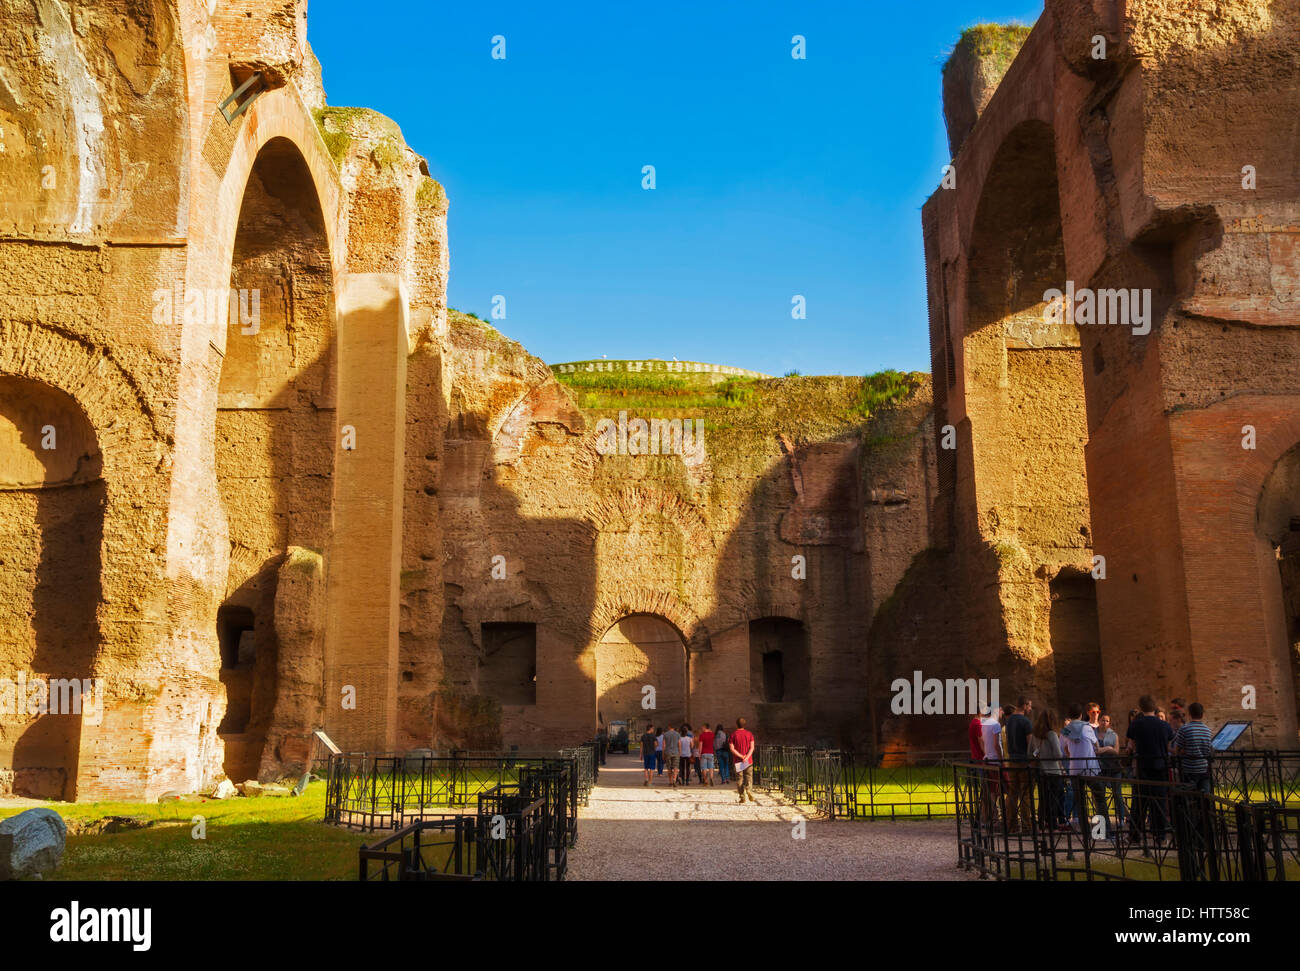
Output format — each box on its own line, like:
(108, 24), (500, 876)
(729, 717), (757, 804)
(698, 724), (716, 786)
(968, 715), (984, 760)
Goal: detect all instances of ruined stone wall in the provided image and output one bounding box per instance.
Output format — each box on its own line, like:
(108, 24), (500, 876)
(0, 0), (215, 801)
(399, 316), (937, 751)
(921, 1), (1300, 744)
(0, 0), (448, 798)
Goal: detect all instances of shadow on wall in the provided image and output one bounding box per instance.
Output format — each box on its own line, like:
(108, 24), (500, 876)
(216, 137), (336, 783)
(596, 613), (689, 732)
(399, 404), (600, 752)
(877, 116), (1100, 754)
(0, 376), (104, 800)
(698, 429), (871, 749)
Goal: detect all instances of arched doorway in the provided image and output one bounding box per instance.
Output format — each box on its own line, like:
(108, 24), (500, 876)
(596, 615), (688, 731)
(1256, 443), (1300, 728)
(216, 137), (336, 782)
(0, 376), (104, 800)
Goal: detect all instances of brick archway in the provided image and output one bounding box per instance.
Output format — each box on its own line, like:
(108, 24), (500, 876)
(0, 318), (173, 799)
(595, 614), (690, 729)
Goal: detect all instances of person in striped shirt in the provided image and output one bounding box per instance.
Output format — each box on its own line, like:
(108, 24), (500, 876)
(1173, 702), (1214, 794)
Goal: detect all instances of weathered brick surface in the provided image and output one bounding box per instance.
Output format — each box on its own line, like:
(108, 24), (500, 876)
(918, 1), (1300, 745)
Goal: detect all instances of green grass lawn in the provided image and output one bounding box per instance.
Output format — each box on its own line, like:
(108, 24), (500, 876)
(768, 766), (958, 818)
(0, 766), (553, 880)
(0, 781), (370, 880)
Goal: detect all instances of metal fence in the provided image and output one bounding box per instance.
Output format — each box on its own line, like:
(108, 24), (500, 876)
(752, 747), (1300, 822)
(325, 749), (587, 832)
(953, 761), (1300, 881)
(755, 747), (965, 819)
(358, 793), (553, 881)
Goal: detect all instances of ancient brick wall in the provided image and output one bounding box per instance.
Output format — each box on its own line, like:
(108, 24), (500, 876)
(919, 1), (1300, 744)
(408, 316), (936, 751)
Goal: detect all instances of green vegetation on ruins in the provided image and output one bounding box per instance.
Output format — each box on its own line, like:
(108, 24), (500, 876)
(312, 106), (405, 168)
(942, 22), (1034, 78)
(416, 176), (445, 209)
(555, 364), (927, 473)
(555, 369), (761, 412)
(555, 365), (923, 423)
(449, 308), (517, 348)
(853, 369), (925, 419)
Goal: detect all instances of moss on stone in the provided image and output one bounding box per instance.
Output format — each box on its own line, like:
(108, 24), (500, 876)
(312, 108), (352, 167)
(416, 176), (445, 209)
(286, 546), (323, 574)
(313, 106), (406, 169)
(370, 135), (404, 170)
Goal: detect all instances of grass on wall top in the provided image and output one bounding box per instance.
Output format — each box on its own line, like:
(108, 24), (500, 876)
(942, 22), (1034, 79)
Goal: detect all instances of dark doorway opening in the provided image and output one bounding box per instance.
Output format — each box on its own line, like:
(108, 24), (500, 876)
(1049, 572), (1104, 712)
(749, 618), (809, 703)
(218, 605), (256, 669)
(481, 623), (537, 705)
(762, 651), (786, 703)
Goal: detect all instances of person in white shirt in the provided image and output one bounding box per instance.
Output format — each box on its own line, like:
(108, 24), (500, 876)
(678, 725), (694, 784)
(980, 708), (1003, 762)
(977, 706), (1004, 827)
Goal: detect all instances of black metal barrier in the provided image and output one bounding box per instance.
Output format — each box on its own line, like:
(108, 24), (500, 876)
(325, 748), (589, 831)
(752, 747), (1300, 823)
(953, 761), (1300, 881)
(358, 791), (554, 881)
(756, 747), (966, 819)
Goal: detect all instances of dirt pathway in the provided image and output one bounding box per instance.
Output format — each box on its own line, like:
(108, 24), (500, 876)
(566, 754), (973, 880)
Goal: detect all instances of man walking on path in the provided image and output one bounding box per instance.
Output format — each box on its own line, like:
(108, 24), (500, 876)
(640, 725), (658, 786)
(729, 717), (757, 804)
(663, 724), (682, 786)
(714, 723), (730, 784)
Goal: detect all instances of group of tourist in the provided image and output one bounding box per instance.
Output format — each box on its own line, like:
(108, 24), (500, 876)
(638, 718), (759, 803)
(967, 694), (1216, 843)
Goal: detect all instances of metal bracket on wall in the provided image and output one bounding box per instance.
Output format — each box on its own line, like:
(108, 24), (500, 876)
(219, 72), (266, 124)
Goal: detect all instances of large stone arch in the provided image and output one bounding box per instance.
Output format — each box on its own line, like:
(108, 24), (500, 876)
(166, 82), (344, 601)
(174, 77), (411, 766)
(213, 132), (338, 782)
(595, 614), (690, 731)
(0, 318), (177, 799)
(586, 589), (703, 651)
(0, 374), (103, 800)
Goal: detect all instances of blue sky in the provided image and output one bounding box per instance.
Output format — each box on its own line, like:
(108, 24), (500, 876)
(310, 1), (1042, 376)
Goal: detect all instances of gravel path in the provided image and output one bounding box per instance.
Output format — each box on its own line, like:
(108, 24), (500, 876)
(567, 754), (974, 881)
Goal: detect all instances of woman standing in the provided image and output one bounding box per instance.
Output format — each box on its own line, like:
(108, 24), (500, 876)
(1029, 708), (1065, 829)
